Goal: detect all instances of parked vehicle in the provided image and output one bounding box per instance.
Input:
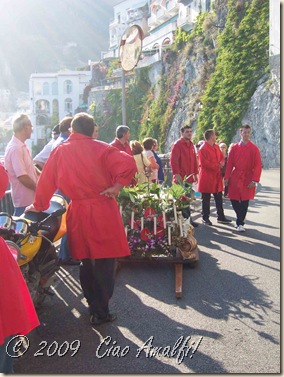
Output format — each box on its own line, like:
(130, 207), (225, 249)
(0, 195), (67, 307)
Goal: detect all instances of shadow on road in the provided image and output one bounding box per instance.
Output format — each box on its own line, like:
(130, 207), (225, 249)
(15, 263), (228, 374)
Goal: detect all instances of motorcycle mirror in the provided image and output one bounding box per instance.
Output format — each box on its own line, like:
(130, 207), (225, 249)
(13, 219), (29, 238)
(0, 212), (13, 230)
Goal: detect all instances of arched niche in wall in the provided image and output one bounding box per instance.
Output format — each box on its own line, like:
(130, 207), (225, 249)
(35, 99), (50, 114)
(36, 114), (48, 126)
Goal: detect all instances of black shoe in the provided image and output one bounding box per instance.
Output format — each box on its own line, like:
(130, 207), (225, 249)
(190, 220), (199, 228)
(58, 258), (80, 266)
(202, 219), (212, 226)
(90, 313), (117, 326)
(217, 217), (232, 224)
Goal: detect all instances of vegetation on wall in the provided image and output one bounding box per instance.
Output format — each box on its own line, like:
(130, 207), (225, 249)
(138, 54), (181, 151)
(90, 68), (151, 142)
(138, 10), (218, 150)
(196, 0), (269, 143)
(89, 0), (269, 151)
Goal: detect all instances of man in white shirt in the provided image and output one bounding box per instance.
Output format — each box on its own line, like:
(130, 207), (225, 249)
(33, 124), (60, 170)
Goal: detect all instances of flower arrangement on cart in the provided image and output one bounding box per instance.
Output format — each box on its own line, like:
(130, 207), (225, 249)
(117, 181), (198, 261)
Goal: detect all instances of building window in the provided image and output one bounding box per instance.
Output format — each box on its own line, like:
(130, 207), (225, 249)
(34, 82), (42, 95)
(64, 80), (72, 94)
(64, 98), (72, 114)
(162, 38), (171, 47)
(52, 82), (58, 95)
(42, 82), (49, 95)
(52, 99), (59, 114)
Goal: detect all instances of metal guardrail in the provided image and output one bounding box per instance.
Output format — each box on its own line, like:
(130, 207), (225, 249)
(0, 190), (14, 215)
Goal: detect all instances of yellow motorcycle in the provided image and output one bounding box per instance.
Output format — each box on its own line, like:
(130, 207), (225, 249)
(0, 194), (68, 306)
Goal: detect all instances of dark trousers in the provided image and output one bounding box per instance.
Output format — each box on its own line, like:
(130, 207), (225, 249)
(224, 185), (228, 197)
(80, 258), (115, 318)
(202, 192), (225, 220)
(181, 182), (192, 219)
(0, 336), (14, 373)
(231, 200), (249, 226)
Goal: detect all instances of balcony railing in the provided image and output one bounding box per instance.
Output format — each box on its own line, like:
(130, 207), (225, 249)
(137, 51), (161, 68)
(177, 16), (195, 31)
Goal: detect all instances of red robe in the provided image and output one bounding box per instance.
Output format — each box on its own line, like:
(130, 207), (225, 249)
(197, 142), (224, 193)
(170, 138), (198, 183)
(224, 141), (262, 200)
(110, 138), (133, 156)
(33, 133), (137, 260)
(0, 162), (9, 198)
(0, 237), (39, 345)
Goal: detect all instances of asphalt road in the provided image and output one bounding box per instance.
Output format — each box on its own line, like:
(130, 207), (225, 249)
(14, 168), (280, 374)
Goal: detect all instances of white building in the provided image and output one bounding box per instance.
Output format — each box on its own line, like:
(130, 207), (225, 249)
(29, 70), (91, 145)
(102, 0), (150, 60)
(102, 0), (213, 62)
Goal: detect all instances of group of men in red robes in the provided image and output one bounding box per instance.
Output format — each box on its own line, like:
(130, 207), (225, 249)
(0, 112), (262, 334)
(170, 124), (262, 231)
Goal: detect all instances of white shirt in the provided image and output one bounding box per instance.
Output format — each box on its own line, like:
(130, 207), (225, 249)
(33, 139), (55, 165)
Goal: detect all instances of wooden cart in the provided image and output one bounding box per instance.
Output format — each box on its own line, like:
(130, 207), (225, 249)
(117, 246), (199, 298)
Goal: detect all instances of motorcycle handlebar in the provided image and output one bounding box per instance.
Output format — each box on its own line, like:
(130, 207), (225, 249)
(40, 224), (51, 231)
(28, 221), (51, 235)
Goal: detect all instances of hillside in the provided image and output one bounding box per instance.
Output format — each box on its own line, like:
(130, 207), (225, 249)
(0, 0), (119, 91)
(90, 0), (280, 168)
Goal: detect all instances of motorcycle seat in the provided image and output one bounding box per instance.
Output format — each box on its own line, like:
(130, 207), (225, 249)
(23, 201), (64, 241)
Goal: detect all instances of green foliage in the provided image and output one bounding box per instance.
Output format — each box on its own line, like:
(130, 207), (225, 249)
(173, 28), (193, 51)
(51, 113), (59, 126)
(139, 59), (186, 150)
(91, 68), (151, 142)
(92, 88), (122, 142)
(106, 59), (121, 77)
(196, 0), (269, 143)
(194, 11), (208, 36)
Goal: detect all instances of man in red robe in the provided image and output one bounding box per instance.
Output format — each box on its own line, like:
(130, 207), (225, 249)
(0, 164), (39, 373)
(198, 129), (231, 226)
(170, 125), (199, 227)
(224, 124), (262, 232)
(25, 113), (137, 326)
(110, 125), (133, 155)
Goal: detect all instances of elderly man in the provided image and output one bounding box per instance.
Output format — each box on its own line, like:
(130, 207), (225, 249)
(198, 129), (231, 226)
(224, 124), (262, 232)
(110, 125), (132, 155)
(170, 125), (199, 227)
(25, 113), (137, 326)
(4, 114), (39, 216)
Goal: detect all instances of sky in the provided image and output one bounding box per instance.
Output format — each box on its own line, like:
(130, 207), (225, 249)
(0, 0), (120, 91)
